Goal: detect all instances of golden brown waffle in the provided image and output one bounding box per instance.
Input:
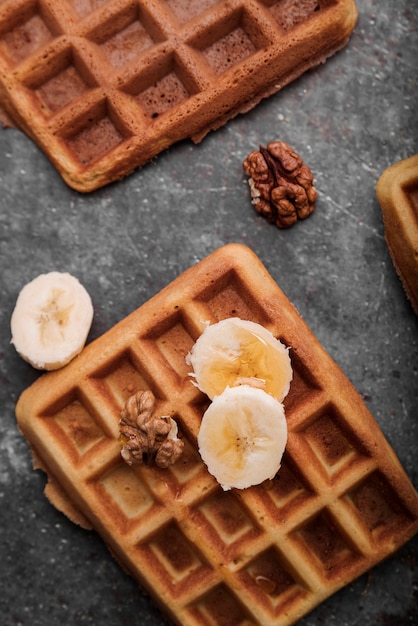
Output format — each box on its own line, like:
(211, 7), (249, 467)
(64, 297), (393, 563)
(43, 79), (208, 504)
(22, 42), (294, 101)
(376, 154), (418, 315)
(16, 244), (418, 626)
(0, 0), (357, 192)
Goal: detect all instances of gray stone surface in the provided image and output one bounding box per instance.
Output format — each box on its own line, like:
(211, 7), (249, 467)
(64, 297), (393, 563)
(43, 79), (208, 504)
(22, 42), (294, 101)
(0, 1), (417, 625)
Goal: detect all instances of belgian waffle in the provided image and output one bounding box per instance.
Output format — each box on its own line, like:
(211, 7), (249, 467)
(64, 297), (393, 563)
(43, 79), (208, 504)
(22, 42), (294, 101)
(0, 0), (357, 192)
(376, 154), (418, 315)
(16, 244), (418, 626)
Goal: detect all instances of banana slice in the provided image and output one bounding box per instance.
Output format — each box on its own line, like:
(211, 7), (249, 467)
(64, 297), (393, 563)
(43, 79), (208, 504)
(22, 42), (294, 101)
(198, 385), (287, 490)
(187, 318), (292, 401)
(11, 272), (94, 371)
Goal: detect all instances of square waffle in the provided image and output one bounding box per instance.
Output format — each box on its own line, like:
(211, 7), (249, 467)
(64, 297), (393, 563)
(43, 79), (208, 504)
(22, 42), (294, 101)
(0, 0), (357, 192)
(16, 244), (418, 626)
(376, 154), (418, 315)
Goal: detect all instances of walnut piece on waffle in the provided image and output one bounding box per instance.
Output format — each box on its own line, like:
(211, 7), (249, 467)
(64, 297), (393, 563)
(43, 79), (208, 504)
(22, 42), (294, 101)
(376, 154), (418, 315)
(0, 0), (357, 191)
(15, 244), (418, 626)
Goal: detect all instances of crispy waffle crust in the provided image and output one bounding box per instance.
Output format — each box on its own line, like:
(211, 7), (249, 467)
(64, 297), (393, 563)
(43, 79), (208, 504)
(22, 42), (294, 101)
(376, 154), (418, 315)
(16, 244), (418, 626)
(0, 0), (357, 192)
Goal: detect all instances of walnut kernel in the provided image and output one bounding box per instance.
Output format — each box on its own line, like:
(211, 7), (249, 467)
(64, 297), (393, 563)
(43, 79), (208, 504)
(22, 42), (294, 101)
(243, 141), (317, 228)
(119, 390), (184, 468)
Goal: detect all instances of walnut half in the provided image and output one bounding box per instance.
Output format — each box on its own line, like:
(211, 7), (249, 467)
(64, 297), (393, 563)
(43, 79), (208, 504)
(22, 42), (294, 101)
(243, 141), (317, 228)
(119, 390), (184, 468)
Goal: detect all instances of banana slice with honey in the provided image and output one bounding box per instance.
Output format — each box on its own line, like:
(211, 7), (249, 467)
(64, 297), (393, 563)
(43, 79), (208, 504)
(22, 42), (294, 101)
(187, 317), (292, 401)
(198, 385), (288, 490)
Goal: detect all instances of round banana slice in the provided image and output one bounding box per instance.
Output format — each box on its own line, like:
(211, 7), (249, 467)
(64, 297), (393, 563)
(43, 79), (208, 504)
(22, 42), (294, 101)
(11, 271), (94, 371)
(187, 317), (292, 401)
(198, 385), (287, 490)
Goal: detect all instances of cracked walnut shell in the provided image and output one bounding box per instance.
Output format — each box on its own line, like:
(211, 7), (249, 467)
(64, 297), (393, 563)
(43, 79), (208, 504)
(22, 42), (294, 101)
(119, 390), (184, 468)
(243, 141), (317, 228)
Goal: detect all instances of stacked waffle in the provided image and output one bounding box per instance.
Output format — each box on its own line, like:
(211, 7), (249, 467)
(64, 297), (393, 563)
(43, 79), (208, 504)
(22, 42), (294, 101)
(16, 244), (418, 626)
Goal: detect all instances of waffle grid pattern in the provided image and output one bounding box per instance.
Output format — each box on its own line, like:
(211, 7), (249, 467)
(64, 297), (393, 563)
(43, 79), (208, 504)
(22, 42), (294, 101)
(16, 245), (418, 626)
(0, 0), (357, 191)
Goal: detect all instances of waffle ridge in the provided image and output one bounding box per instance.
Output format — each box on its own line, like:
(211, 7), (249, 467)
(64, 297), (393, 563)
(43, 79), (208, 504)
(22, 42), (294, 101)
(0, 0), (357, 191)
(16, 244), (418, 626)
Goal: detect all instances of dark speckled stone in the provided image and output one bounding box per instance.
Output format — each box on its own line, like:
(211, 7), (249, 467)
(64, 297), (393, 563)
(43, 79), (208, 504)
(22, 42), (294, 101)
(1, 1), (417, 625)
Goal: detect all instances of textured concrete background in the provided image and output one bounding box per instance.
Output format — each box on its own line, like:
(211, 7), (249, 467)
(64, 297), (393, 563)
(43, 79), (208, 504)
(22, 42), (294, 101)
(0, 1), (417, 624)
